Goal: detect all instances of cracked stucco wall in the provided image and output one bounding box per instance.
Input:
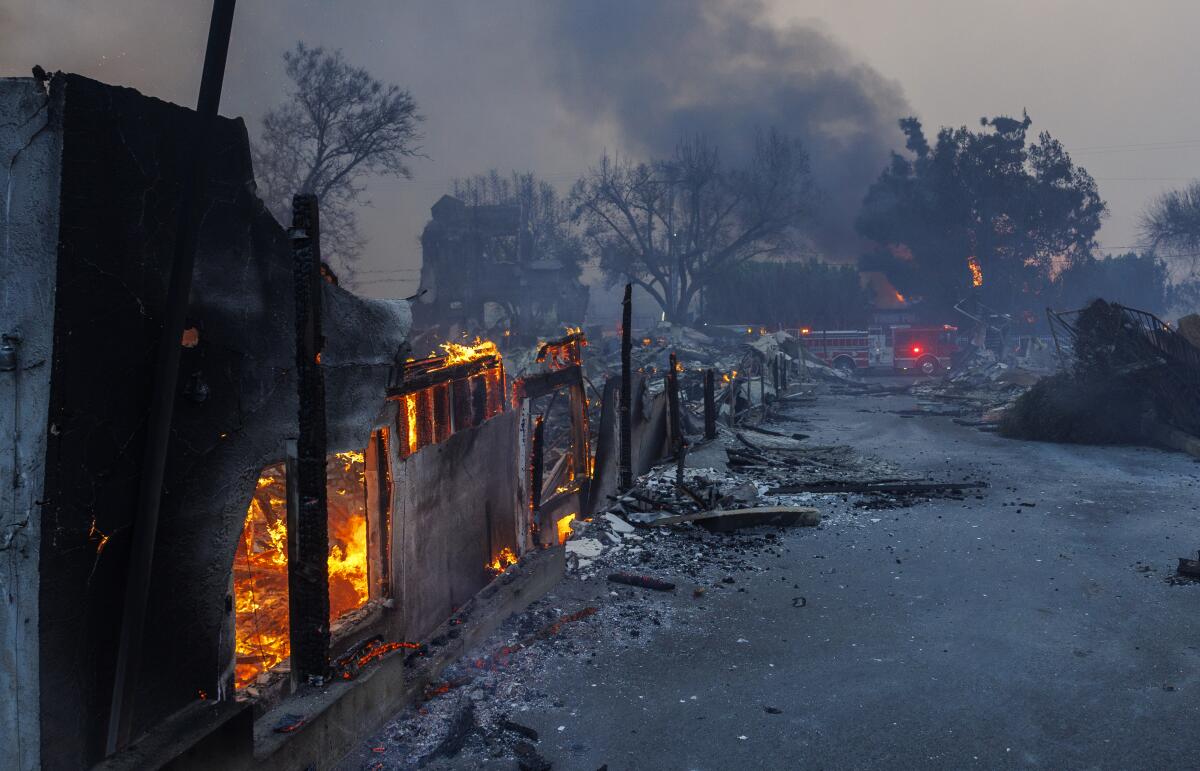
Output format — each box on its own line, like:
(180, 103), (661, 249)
(0, 77), (60, 771)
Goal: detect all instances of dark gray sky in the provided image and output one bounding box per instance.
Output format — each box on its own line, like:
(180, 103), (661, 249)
(4, 1), (1198, 298)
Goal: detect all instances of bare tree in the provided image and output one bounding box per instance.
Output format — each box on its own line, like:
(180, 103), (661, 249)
(1142, 180), (1200, 275)
(254, 43), (423, 279)
(570, 130), (814, 322)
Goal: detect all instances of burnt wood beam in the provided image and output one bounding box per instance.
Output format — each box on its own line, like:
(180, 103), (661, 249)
(386, 355), (501, 397)
(619, 284), (633, 492)
(703, 368), (717, 440)
(432, 382), (452, 442)
(450, 377), (473, 431)
(567, 380), (591, 504)
(289, 193), (332, 684)
(666, 352), (683, 451)
(415, 388), (434, 449)
(514, 364), (583, 401)
(529, 415), (545, 543)
(106, 0), (237, 754)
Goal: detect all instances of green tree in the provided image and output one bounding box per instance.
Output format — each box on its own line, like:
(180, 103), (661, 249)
(856, 114), (1105, 317)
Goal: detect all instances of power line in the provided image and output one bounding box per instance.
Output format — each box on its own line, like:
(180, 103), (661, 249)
(1072, 138), (1200, 154)
(1094, 176), (1197, 182)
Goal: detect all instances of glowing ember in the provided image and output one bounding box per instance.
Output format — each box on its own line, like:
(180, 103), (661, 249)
(404, 394), (418, 455)
(422, 678), (469, 701)
(335, 638), (422, 680)
(968, 256), (983, 287)
(437, 336), (500, 366)
(556, 513), (576, 545)
(233, 450), (373, 689)
(486, 547), (518, 575)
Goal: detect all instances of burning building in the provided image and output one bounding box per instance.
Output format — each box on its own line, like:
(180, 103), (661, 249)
(0, 74), (560, 770)
(413, 194), (589, 335)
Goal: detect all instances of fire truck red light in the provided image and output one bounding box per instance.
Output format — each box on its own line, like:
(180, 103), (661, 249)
(912, 346), (921, 354)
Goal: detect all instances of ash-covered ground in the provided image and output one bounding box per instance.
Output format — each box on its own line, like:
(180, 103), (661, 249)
(343, 377), (1200, 770)
(341, 383), (1016, 770)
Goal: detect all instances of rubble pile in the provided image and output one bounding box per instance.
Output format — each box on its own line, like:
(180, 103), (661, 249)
(910, 350), (1045, 427)
(1001, 299), (1200, 448)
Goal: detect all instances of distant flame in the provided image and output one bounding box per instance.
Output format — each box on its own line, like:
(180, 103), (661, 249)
(968, 256), (983, 287)
(894, 291), (906, 303)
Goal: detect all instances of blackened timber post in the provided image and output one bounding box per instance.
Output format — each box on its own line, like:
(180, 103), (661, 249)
(666, 352), (682, 449)
(759, 365), (766, 418)
(290, 193), (331, 684)
(283, 438), (301, 689)
(106, 0), (237, 754)
(727, 374), (738, 427)
(703, 368), (717, 440)
(618, 284), (633, 491)
(530, 414), (546, 543)
(668, 353), (688, 487)
(567, 375), (591, 503)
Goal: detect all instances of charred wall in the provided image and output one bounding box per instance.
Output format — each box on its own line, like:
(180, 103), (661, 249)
(26, 74), (409, 769)
(389, 408), (523, 643)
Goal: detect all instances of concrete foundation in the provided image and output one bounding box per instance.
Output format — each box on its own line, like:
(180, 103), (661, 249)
(0, 76), (62, 771)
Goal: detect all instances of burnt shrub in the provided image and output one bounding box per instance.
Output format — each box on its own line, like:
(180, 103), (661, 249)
(999, 371), (1150, 444)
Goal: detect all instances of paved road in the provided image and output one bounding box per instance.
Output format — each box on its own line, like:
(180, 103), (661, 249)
(467, 391), (1200, 770)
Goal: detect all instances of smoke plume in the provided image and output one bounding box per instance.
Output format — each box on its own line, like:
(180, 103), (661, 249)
(536, 0), (910, 259)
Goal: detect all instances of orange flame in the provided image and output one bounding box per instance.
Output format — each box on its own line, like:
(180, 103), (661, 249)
(486, 547), (518, 575)
(437, 336), (500, 366)
(556, 513), (576, 545)
(234, 451), (372, 689)
(968, 256), (983, 287)
(404, 394), (418, 455)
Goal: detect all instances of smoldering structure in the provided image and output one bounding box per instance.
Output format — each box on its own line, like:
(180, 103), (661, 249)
(414, 194), (589, 336)
(0, 74), (586, 770)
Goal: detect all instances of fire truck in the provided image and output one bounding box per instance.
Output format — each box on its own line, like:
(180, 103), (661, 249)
(796, 325), (959, 375)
